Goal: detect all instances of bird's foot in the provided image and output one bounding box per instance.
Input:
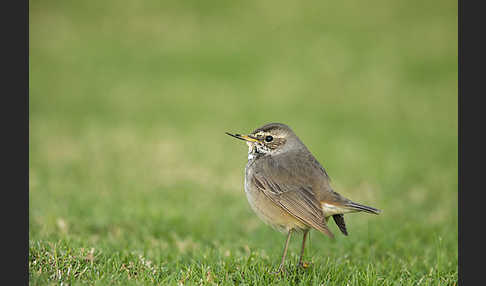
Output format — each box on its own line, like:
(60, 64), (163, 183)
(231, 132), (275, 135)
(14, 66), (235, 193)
(271, 264), (286, 275)
(298, 261), (311, 269)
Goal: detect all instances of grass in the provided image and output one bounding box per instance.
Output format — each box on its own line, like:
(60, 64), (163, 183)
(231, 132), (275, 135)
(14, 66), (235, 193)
(29, 0), (457, 284)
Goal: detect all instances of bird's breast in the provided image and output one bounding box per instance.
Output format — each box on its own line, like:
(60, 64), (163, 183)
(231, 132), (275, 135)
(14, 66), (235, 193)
(243, 164), (308, 233)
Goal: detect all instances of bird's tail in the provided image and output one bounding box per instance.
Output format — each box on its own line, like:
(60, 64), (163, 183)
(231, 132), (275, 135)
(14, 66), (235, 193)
(344, 201), (381, 215)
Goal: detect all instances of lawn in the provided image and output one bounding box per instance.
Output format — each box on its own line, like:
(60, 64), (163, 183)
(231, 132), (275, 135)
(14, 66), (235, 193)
(29, 0), (458, 285)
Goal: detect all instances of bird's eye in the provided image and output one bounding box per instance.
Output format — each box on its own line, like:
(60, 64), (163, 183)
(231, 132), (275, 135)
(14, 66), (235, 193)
(265, 135), (273, 142)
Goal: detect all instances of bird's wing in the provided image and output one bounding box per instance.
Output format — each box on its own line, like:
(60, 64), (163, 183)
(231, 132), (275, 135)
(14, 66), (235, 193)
(251, 165), (334, 238)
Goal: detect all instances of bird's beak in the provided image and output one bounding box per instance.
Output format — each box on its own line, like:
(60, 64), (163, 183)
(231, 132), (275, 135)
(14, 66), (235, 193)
(225, 132), (260, 143)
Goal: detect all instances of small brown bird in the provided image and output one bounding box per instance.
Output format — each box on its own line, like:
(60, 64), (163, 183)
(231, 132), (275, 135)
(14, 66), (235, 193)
(226, 123), (380, 273)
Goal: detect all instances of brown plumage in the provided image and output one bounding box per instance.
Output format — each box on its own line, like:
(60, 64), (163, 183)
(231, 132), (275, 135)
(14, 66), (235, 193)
(226, 122), (380, 273)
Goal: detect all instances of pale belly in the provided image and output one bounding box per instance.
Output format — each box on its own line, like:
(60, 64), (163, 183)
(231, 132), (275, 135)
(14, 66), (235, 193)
(244, 165), (308, 233)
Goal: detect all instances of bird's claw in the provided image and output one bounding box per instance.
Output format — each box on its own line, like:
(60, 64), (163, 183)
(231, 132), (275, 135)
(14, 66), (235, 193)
(271, 265), (286, 275)
(298, 261), (310, 269)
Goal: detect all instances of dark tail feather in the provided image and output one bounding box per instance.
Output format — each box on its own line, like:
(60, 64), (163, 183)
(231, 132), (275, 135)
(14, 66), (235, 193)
(332, 214), (348, 235)
(345, 201), (381, 215)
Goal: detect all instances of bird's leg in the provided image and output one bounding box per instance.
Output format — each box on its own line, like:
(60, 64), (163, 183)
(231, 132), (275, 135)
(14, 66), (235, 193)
(298, 229), (310, 268)
(272, 230), (292, 274)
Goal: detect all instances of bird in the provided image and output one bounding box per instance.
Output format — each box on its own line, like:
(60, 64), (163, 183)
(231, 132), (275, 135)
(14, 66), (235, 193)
(226, 122), (381, 273)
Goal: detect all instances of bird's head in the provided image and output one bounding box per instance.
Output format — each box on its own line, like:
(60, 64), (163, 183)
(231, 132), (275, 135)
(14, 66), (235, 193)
(226, 123), (304, 157)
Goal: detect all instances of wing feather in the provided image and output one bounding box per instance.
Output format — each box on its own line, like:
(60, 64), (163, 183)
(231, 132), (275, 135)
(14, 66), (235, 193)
(252, 174), (334, 238)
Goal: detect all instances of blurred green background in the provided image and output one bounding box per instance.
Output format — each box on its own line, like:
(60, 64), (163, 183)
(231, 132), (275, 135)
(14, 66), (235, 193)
(29, 0), (457, 284)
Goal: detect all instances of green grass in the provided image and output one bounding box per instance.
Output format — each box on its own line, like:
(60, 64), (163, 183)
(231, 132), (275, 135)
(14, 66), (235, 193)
(29, 0), (457, 284)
